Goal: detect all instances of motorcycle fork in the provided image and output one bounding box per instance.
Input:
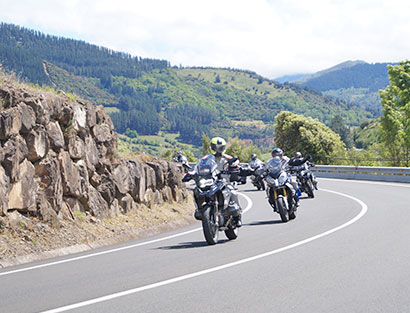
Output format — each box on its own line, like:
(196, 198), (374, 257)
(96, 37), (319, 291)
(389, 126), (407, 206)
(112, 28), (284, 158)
(210, 197), (224, 227)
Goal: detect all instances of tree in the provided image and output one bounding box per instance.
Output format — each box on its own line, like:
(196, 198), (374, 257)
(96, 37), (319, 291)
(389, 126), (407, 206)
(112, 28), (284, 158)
(225, 137), (261, 162)
(226, 137), (244, 159)
(274, 111), (346, 164)
(379, 60), (410, 166)
(330, 115), (353, 148)
(202, 134), (211, 156)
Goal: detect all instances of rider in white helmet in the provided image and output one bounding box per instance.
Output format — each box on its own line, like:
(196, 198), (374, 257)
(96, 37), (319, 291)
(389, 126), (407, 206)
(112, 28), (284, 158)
(208, 137), (242, 227)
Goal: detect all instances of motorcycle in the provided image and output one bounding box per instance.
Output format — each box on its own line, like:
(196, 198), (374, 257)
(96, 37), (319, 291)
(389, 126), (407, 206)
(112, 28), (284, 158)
(173, 154), (192, 173)
(182, 154), (241, 245)
(264, 157), (297, 223)
(290, 163), (315, 198)
(250, 166), (265, 190)
(228, 160), (247, 185)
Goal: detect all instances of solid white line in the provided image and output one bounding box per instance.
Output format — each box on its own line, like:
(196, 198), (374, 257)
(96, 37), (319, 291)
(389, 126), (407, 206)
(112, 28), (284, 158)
(38, 188), (367, 313)
(0, 193), (252, 277)
(319, 177), (410, 188)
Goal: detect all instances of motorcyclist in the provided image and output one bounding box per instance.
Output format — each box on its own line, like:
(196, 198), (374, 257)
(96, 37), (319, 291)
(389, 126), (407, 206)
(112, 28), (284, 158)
(208, 137), (243, 227)
(269, 147), (311, 207)
(249, 153), (264, 170)
(173, 151), (187, 163)
(271, 148), (312, 169)
(248, 153), (265, 190)
(291, 151), (318, 189)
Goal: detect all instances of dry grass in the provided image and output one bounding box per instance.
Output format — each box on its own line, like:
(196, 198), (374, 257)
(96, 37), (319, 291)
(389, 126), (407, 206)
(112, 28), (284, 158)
(0, 196), (195, 267)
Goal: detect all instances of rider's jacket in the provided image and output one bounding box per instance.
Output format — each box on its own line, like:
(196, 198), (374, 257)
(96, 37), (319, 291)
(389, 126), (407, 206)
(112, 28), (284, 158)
(249, 158), (264, 170)
(214, 153), (233, 179)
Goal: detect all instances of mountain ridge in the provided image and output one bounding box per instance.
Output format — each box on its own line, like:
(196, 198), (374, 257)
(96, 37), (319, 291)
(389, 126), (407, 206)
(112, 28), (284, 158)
(0, 22), (373, 149)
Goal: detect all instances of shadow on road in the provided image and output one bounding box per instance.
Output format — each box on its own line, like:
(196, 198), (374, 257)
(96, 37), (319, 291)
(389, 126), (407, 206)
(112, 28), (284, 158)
(245, 220), (283, 226)
(156, 239), (231, 250)
(241, 189), (265, 193)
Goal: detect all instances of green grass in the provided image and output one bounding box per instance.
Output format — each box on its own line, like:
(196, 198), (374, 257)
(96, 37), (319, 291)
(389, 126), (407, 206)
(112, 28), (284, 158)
(176, 68), (290, 98)
(104, 107), (120, 114)
(118, 132), (203, 159)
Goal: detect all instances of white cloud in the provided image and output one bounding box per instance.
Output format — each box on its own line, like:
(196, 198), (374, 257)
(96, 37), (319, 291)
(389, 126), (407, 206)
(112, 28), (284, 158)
(0, 0), (409, 78)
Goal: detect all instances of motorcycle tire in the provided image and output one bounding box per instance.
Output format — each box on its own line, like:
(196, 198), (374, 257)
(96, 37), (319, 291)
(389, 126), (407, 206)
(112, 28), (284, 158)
(277, 196), (289, 223)
(202, 205), (219, 245)
(224, 225), (238, 240)
(306, 181), (315, 198)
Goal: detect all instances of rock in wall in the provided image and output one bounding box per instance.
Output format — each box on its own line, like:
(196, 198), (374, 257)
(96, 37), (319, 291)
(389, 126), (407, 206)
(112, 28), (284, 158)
(0, 82), (188, 225)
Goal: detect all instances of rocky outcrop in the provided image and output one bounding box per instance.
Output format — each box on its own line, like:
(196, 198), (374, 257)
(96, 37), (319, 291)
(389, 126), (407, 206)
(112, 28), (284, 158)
(0, 82), (188, 225)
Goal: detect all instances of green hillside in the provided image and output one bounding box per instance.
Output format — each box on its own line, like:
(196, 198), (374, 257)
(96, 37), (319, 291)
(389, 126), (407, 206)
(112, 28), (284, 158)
(353, 119), (381, 149)
(294, 61), (395, 116)
(43, 62), (118, 106)
(0, 22), (374, 151)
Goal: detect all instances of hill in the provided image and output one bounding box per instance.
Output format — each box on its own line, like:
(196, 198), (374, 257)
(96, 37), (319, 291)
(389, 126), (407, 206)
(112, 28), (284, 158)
(0, 22), (373, 151)
(293, 60), (396, 116)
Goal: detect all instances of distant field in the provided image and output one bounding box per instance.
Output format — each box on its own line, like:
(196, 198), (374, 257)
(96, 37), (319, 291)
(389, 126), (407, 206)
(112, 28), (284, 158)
(117, 132), (202, 159)
(104, 107), (120, 114)
(176, 68), (290, 98)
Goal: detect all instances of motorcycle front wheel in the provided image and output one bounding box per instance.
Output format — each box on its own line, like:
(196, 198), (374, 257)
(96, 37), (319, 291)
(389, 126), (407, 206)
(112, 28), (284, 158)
(305, 180), (315, 198)
(277, 196), (289, 223)
(202, 205), (219, 245)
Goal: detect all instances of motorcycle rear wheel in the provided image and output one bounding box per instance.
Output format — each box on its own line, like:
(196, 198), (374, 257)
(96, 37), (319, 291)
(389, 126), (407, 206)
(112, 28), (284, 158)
(202, 205), (219, 245)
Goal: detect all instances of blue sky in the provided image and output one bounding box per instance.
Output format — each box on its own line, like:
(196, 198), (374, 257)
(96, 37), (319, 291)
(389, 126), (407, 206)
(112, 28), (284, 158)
(0, 0), (409, 78)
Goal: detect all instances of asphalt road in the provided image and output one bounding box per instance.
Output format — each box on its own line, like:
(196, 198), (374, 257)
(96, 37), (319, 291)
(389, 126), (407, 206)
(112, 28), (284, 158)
(1, 178), (410, 313)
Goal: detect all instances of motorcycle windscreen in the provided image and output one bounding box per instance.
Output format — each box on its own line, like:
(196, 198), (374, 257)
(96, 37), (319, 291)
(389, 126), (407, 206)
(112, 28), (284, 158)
(195, 154), (218, 176)
(266, 156), (282, 179)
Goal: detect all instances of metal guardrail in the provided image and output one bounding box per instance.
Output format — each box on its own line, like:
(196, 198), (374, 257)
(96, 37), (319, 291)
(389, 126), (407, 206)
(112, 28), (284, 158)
(186, 162), (410, 183)
(311, 165), (410, 183)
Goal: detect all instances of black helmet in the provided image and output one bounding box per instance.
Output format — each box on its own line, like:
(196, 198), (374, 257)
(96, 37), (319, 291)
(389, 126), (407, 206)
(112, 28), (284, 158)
(271, 147), (283, 157)
(294, 151), (302, 159)
(251, 153), (257, 160)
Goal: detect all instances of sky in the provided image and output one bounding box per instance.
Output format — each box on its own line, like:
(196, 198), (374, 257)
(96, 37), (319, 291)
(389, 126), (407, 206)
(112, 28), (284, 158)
(0, 0), (409, 78)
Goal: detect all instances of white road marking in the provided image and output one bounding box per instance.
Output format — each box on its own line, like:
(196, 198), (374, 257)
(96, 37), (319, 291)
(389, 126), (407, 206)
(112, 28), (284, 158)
(38, 188), (367, 313)
(319, 177), (410, 188)
(0, 193), (253, 277)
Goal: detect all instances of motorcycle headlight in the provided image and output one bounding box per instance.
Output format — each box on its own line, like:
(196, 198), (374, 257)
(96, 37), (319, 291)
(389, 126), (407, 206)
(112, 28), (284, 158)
(265, 176), (275, 186)
(198, 178), (214, 189)
(278, 172), (287, 185)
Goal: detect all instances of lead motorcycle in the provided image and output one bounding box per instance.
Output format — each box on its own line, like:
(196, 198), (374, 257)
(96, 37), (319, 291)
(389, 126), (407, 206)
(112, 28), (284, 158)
(182, 154), (241, 245)
(264, 156), (297, 222)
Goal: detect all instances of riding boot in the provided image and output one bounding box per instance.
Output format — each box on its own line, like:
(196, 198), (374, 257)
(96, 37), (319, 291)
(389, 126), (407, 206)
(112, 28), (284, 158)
(194, 209), (202, 220)
(234, 214), (242, 227)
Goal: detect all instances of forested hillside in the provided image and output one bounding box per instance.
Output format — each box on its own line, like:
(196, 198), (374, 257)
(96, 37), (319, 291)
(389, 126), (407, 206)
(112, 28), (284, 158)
(0, 22), (373, 149)
(0, 23), (169, 85)
(294, 61), (396, 116)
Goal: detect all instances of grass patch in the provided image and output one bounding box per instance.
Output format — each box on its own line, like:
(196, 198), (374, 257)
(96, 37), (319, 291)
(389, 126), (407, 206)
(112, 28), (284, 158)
(117, 132), (202, 159)
(104, 107), (120, 114)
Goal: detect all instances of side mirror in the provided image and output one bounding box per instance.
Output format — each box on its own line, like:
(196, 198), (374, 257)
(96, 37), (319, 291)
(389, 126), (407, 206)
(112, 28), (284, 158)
(228, 156), (239, 164)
